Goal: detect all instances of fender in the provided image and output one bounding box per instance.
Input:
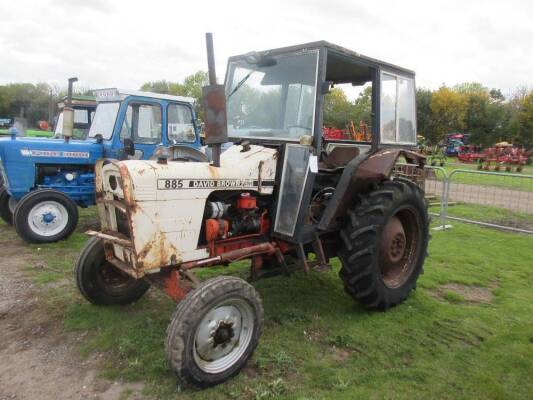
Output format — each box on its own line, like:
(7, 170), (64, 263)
(317, 148), (425, 230)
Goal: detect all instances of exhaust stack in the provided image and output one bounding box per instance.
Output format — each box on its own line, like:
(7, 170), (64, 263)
(202, 33), (228, 167)
(63, 77), (78, 142)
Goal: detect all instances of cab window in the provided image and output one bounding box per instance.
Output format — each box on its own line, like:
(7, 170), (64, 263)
(380, 72), (416, 144)
(120, 103), (162, 144)
(167, 103), (196, 143)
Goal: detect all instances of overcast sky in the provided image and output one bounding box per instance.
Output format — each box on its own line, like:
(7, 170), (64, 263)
(0, 0), (531, 95)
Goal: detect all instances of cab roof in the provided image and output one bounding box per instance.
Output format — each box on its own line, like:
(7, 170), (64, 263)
(228, 40), (415, 77)
(94, 88), (195, 104)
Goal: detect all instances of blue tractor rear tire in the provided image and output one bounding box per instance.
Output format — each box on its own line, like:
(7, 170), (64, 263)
(0, 185), (14, 226)
(13, 189), (79, 244)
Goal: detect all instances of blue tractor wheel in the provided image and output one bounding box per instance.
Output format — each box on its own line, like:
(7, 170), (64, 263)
(0, 185), (14, 226)
(13, 189), (79, 244)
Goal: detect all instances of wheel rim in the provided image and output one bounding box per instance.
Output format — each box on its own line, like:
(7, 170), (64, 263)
(379, 207), (421, 288)
(96, 259), (138, 295)
(27, 200), (69, 237)
(193, 298), (254, 374)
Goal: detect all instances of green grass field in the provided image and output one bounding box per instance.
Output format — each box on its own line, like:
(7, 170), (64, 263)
(2, 206), (531, 399)
(0, 128), (53, 137)
(431, 158), (533, 191)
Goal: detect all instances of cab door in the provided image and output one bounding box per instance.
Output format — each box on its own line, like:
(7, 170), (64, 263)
(118, 99), (163, 159)
(272, 143), (316, 243)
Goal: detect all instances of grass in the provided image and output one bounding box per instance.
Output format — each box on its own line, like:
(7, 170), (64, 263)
(1, 206), (533, 399)
(440, 203), (533, 231)
(430, 158), (533, 191)
(0, 128), (53, 137)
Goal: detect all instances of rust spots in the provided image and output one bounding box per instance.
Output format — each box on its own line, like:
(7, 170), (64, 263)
(137, 168), (145, 176)
(207, 165), (220, 179)
(136, 232), (182, 271)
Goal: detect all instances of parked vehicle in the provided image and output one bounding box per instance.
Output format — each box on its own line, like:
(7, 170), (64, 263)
(76, 35), (429, 387)
(0, 88), (201, 243)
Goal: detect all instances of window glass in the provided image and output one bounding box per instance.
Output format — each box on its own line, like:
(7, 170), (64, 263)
(380, 73), (397, 143)
(120, 103), (162, 144)
(88, 102), (120, 139)
(398, 77), (416, 143)
(226, 51), (318, 140)
(168, 104), (196, 143)
(74, 109), (88, 124)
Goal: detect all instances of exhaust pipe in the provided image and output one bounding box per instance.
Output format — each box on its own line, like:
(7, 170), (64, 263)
(62, 77), (78, 142)
(202, 33), (228, 167)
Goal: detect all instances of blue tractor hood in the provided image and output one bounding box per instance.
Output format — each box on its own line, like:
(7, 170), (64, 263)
(0, 136), (104, 165)
(0, 136), (104, 200)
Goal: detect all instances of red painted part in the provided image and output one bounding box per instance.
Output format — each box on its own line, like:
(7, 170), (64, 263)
(205, 218), (229, 241)
(237, 193), (256, 209)
(323, 127), (345, 140)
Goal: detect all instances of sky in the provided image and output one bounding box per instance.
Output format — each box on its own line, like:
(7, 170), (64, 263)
(0, 0), (532, 96)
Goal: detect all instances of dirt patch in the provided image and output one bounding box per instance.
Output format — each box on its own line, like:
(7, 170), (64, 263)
(0, 229), (147, 400)
(433, 283), (494, 304)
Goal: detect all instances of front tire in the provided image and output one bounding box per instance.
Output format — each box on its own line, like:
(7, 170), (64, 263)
(165, 276), (263, 387)
(0, 186), (13, 225)
(13, 189), (78, 243)
(75, 237), (150, 305)
(339, 179), (429, 310)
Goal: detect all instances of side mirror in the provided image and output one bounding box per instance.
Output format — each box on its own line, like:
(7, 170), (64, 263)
(123, 138), (135, 156)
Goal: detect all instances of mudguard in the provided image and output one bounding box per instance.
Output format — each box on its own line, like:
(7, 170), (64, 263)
(317, 148), (425, 230)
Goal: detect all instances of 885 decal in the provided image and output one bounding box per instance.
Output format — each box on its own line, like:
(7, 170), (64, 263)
(157, 179), (184, 189)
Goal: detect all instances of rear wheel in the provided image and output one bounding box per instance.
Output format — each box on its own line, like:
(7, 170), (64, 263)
(13, 189), (78, 243)
(0, 186), (13, 225)
(339, 179), (429, 310)
(165, 276), (262, 387)
(75, 237), (150, 305)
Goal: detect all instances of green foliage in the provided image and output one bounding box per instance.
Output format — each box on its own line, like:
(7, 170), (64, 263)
(140, 71), (208, 118)
(418, 83), (533, 147)
(323, 86), (372, 128)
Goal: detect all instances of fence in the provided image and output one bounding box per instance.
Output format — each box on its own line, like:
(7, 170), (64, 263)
(421, 165), (533, 234)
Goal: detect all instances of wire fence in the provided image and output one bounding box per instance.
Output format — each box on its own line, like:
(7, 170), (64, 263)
(396, 163), (533, 234)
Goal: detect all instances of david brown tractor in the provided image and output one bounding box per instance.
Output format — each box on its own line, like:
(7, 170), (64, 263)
(0, 85), (202, 243)
(76, 35), (429, 387)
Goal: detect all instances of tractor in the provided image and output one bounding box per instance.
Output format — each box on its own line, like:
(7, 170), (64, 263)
(0, 81), (202, 243)
(75, 35), (429, 387)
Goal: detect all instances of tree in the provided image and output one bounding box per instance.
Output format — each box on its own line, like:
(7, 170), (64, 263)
(416, 88), (433, 141)
(429, 86), (467, 143)
(141, 71), (208, 118)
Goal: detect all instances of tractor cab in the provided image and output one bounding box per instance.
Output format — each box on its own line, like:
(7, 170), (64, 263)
(225, 42), (419, 241)
(0, 89), (201, 244)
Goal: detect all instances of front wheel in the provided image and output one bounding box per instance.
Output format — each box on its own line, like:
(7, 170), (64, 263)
(75, 237), (150, 305)
(339, 178), (429, 310)
(0, 186), (14, 225)
(165, 276), (263, 387)
(13, 189), (78, 243)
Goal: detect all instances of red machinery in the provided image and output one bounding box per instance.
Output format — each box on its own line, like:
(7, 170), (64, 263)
(479, 143), (529, 172)
(457, 145), (483, 163)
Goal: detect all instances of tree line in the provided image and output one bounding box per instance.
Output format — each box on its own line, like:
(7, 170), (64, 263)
(1, 73), (531, 148)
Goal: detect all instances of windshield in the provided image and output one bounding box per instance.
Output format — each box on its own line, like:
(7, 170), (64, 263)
(226, 50), (318, 141)
(88, 102), (120, 139)
(54, 109), (92, 139)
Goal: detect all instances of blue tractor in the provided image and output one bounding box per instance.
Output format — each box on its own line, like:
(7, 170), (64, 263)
(0, 87), (202, 243)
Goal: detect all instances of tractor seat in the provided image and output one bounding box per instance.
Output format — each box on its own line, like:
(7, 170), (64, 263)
(319, 146), (360, 171)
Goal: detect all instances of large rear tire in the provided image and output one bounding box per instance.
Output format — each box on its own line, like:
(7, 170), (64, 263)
(165, 276), (262, 387)
(75, 237), (150, 305)
(13, 189), (78, 243)
(339, 179), (429, 310)
(0, 186), (13, 226)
